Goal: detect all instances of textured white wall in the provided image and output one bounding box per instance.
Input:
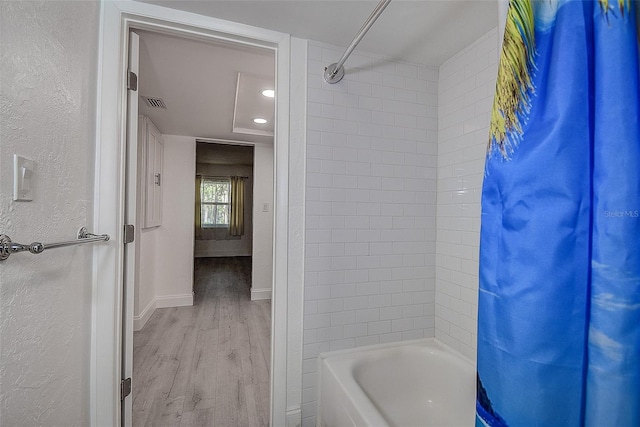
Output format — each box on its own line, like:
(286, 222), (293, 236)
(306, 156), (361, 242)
(435, 28), (499, 361)
(0, 1), (100, 425)
(155, 135), (196, 301)
(251, 144), (274, 296)
(302, 41), (438, 426)
(135, 135), (196, 329)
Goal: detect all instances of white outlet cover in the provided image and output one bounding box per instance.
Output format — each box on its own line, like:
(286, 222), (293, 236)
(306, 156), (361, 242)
(13, 155), (34, 201)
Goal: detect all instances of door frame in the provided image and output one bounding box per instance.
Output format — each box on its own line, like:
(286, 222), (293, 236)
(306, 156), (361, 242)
(91, 2), (306, 426)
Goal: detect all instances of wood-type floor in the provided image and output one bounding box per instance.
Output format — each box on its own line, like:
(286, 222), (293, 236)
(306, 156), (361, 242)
(132, 257), (271, 427)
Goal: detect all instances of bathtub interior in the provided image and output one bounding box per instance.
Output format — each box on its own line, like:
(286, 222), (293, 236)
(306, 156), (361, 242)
(353, 345), (475, 426)
(318, 338), (476, 427)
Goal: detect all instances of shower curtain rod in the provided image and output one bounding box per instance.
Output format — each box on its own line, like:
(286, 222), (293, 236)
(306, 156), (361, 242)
(324, 0), (392, 84)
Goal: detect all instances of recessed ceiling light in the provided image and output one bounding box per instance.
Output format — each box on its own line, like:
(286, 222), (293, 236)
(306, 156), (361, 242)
(261, 89), (275, 98)
(253, 118), (268, 124)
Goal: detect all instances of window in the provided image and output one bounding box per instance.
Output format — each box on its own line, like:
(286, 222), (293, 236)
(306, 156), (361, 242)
(200, 178), (230, 227)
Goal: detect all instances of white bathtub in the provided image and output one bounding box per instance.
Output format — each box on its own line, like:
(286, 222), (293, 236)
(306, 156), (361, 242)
(317, 338), (475, 427)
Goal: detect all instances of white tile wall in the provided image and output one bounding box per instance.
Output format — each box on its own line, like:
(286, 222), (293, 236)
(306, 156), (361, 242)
(435, 28), (499, 361)
(303, 41), (438, 426)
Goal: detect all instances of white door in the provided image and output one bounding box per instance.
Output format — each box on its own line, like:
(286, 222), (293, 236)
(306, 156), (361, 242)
(121, 30), (140, 427)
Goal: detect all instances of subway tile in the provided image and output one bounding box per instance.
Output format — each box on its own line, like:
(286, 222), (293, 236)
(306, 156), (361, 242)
(358, 69), (383, 85)
(403, 329), (426, 340)
(395, 88), (418, 103)
(331, 229), (357, 243)
(370, 190), (395, 203)
(395, 114), (418, 128)
(379, 332), (402, 343)
(368, 294), (393, 308)
(347, 107), (373, 123)
(345, 215), (370, 229)
(308, 88), (334, 104)
(348, 80), (372, 96)
(343, 296), (370, 311)
(330, 283), (356, 298)
(344, 323), (368, 338)
(345, 242), (369, 256)
(304, 257), (331, 272)
(333, 119), (360, 135)
(356, 336), (380, 346)
(371, 84), (395, 100)
(331, 311), (356, 326)
(304, 313), (331, 330)
(345, 269), (369, 283)
(392, 317), (415, 332)
(346, 161), (371, 176)
(332, 174), (358, 189)
(360, 96), (384, 111)
(357, 122), (385, 137)
(367, 320), (392, 335)
(317, 299), (345, 314)
(355, 202), (380, 216)
(333, 92), (360, 108)
(330, 338), (355, 351)
(382, 73), (406, 89)
(346, 134), (372, 149)
(331, 256), (357, 270)
(320, 103), (348, 120)
(356, 308), (380, 323)
(356, 281), (381, 296)
(320, 131), (347, 147)
(379, 306), (403, 320)
(395, 62), (419, 78)
(307, 116), (334, 132)
(405, 77), (428, 92)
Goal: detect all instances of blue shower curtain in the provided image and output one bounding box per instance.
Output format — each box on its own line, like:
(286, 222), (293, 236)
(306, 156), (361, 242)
(477, 1), (640, 426)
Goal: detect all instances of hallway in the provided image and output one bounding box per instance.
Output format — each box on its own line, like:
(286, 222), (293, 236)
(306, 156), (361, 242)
(132, 257), (271, 427)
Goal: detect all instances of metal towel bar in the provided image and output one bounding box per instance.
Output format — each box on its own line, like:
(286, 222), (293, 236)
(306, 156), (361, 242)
(0, 227), (110, 261)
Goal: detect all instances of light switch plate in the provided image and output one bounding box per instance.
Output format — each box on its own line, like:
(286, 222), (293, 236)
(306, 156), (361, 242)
(13, 155), (34, 201)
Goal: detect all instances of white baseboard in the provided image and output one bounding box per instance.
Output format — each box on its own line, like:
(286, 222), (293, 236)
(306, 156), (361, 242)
(133, 293), (194, 331)
(134, 298), (157, 331)
(155, 292), (194, 308)
(251, 288), (272, 301)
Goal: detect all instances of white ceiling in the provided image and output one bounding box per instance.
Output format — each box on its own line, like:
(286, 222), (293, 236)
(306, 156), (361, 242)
(140, 0), (499, 65)
(137, 30), (275, 143)
(233, 72), (275, 136)
(136, 1), (498, 142)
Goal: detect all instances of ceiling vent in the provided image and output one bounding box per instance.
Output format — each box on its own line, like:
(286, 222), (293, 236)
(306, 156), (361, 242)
(142, 96), (167, 109)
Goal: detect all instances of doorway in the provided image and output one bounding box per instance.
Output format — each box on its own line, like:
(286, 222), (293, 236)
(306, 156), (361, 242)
(129, 29), (275, 426)
(93, 4), (305, 425)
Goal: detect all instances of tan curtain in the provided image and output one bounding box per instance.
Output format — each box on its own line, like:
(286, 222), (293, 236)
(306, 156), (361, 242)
(229, 176), (245, 236)
(194, 175), (202, 239)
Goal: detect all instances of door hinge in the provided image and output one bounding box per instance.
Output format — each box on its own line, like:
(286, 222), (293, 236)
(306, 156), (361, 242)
(127, 71), (138, 91)
(121, 377), (132, 401)
(124, 224), (135, 244)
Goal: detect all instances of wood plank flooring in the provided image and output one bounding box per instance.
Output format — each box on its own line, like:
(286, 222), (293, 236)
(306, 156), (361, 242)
(133, 257), (271, 427)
